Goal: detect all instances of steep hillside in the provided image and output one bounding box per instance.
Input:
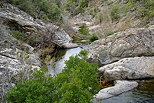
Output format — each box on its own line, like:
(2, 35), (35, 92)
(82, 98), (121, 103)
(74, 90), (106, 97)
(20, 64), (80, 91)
(65, 0), (154, 37)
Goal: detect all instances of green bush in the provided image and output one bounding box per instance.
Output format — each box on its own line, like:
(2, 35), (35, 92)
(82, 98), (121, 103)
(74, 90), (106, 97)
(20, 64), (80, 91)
(64, 0), (91, 15)
(89, 34), (99, 43)
(11, 30), (41, 46)
(105, 31), (118, 37)
(11, 30), (28, 41)
(79, 24), (89, 35)
(6, 50), (100, 103)
(110, 6), (120, 21)
(10, 0), (62, 21)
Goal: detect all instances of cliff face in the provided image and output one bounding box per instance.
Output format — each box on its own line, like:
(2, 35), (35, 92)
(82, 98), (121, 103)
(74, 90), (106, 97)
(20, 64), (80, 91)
(0, 3), (76, 101)
(0, 4), (73, 49)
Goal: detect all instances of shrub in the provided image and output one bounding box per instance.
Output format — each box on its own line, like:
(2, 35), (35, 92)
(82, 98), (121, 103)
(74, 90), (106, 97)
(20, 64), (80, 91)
(11, 30), (41, 46)
(105, 31), (118, 37)
(110, 6), (120, 21)
(10, 0), (62, 22)
(89, 34), (99, 43)
(11, 30), (28, 41)
(64, 0), (91, 15)
(5, 50), (100, 103)
(79, 24), (89, 35)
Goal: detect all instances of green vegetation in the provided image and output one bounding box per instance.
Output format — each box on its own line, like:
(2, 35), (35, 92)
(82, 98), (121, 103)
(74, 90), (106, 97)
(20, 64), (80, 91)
(9, 0), (62, 22)
(6, 50), (100, 103)
(79, 24), (90, 35)
(110, 5), (120, 21)
(11, 30), (41, 46)
(64, 0), (91, 15)
(89, 34), (99, 43)
(109, 0), (154, 22)
(105, 31), (118, 37)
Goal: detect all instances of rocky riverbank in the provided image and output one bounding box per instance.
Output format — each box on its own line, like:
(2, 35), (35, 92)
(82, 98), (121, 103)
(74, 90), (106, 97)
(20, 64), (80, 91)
(88, 26), (154, 100)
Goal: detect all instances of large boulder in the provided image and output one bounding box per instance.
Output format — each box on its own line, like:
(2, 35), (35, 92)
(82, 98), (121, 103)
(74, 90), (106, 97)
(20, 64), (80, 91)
(0, 3), (74, 48)
(94, 80), (138, 100)
(88, 28), (154, 65)
(99, 56), (154, 81)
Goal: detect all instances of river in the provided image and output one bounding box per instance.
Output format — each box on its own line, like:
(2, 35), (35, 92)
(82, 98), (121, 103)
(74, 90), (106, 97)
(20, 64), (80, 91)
(48, 46), (154, 103)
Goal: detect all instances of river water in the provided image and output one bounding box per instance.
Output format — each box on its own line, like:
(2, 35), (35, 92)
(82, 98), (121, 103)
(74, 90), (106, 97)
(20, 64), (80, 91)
(98, 79), (154, 103)
(48, 45), (88, 75)
(48, 46), (154, 103)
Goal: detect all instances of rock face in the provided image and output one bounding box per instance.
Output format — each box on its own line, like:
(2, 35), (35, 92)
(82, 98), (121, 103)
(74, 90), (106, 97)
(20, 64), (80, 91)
(99, 56), (154, 81)
(0, 25), (40, 101)
(94, 80), (138, 100)
(0, 4), (74, 48)
(88, 28), (154, 65)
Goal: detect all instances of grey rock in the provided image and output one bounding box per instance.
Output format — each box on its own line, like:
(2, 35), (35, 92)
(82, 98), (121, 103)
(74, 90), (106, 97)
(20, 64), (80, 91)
(0, 25), (40, 101)
(0, 4), (73, 48)
(94, 80), (138, 100)
(63, 43), (79, 48)
(99, 56), (154, 81)
(88, 28), (154, 65)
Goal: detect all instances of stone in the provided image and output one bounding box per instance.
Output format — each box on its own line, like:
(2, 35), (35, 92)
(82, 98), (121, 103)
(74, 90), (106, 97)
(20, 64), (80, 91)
(88, 28), (154, 65)
(94, 80), (138, 100)
(99, 56), (154, 81)
(0, 3), (73, 48)
(63, 43), (79, 48)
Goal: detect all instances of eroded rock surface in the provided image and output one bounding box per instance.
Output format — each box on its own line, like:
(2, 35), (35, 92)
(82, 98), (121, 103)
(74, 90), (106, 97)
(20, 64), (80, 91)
(94, 80), (138, 100)
(0, 4), (74, 48)
(99, 56), (154, 81)
(88, 28), (154, 65)
(0, 25), (40, 101)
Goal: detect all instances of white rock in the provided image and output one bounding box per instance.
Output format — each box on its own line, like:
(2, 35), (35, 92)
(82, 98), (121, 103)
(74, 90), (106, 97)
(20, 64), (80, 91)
(99, 56), (154, 80)
(94, 80), (138, 100)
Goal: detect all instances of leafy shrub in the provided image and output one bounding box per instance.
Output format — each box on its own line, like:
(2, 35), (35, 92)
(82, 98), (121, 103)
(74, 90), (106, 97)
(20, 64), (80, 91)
(6, 50), (100, 103)
(89, 34), (99, 43)
(88, 7), (100, 17)
(11, 30), (41, 46)
(11, 30), (28, 41)
(105, 31), (118, 37)
(79, 24), (89, 35)
(9, 0), (62, 21)
(64, 0), (91, 15)
(95, 12), (104, 23)
(110, 6), (120, 21)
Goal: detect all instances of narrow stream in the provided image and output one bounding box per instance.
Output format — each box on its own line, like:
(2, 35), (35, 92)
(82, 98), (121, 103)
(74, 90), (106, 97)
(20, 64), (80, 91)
(48, 46), (154, 103)
(48, 45), (88, 75)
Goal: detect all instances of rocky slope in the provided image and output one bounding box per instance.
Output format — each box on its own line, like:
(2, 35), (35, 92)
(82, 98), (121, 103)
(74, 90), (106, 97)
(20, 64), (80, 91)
(88, 28), (154, 65)
(0, 3), (76, 49)
(0, 3), (77, 102)
(88, 26), (154, 100)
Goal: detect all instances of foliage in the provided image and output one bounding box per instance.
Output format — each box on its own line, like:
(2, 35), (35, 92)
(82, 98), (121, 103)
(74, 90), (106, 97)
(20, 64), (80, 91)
(109, 0), (154, 22)
(9, 0), (62, 21)
(11, 30), (28, 41)
(11, 30), (41, 46)
(79, 24), (89, 35)
(95, 12), (104, 23)
(136, 0), (154, 19)
(89, 34), (99, 43)
(110, 5), (120, 21)
(88, 7), (100, 18)
(64, 0), (91, 15)
(6, 50), (100, 103)
(105, 31), (118, 37)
